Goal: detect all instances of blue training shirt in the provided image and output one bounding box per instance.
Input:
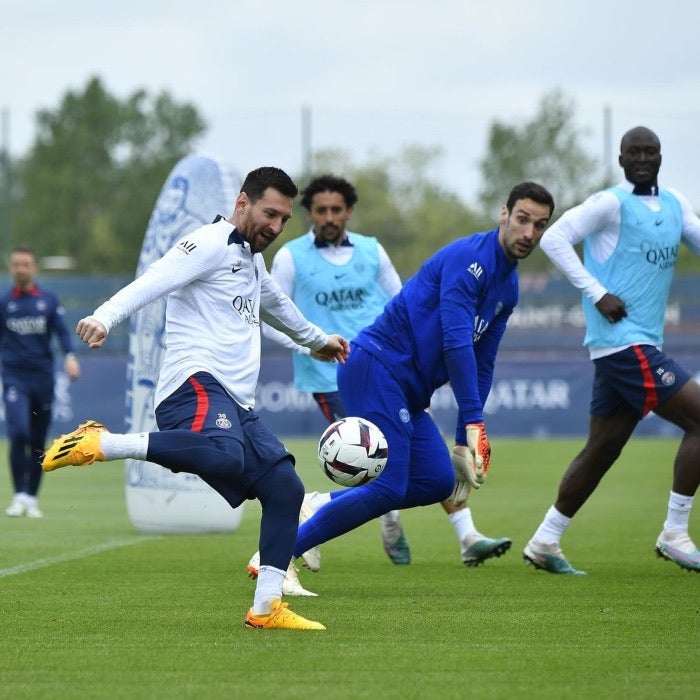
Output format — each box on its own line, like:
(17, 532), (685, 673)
(0, 284), (73, 374)
(353, 229), (518, 444)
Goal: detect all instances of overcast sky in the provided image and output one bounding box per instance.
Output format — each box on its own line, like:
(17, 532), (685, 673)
(3, 0), (700, 209)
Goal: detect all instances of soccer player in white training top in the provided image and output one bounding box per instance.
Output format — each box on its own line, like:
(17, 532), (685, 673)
(43, 167), (349, 630)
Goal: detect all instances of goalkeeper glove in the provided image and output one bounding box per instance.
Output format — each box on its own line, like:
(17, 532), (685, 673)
(449, 423), (491, 506)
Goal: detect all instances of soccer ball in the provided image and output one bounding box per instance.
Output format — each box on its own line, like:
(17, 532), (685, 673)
(317, 416), (388, 487)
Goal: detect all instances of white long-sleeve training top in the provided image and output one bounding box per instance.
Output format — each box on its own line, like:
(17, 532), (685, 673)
(540, 180), (700, 304)
(91, 218), (329, 410)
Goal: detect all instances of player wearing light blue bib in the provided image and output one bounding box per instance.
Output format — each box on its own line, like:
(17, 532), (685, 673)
(292, 182), (555, 566)
(525, 126), (700, 575)
(284, 231), (390, 394)
(582, 186), (682, 350)
(263, 175), (401, 422)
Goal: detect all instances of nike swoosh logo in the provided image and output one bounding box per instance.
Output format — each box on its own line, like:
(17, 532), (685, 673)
(655, 219), (663, 226)
(334, 274), (346, 279)
(232, 266), (243, 274)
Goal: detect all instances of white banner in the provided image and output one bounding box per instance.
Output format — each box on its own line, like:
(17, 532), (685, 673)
(124, 154), (245, 533)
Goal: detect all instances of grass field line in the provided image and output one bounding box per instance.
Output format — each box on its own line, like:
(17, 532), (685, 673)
(0, 535), (160, 578)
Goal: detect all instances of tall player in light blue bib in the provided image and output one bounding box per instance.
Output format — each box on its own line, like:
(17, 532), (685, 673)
(525, 126), (700, 575)
(582, 186), (682, 350)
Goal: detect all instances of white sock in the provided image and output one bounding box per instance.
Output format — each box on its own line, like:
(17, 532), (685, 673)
(100, 432), (149, 461)
(308, 492), (332, 509)
(663, 491), (694, 533)
(252, 565), (286, 614)
(449, 506), (476, 541)
(24, 494), (38, 507)
(15, 492), (29, 503)
(531, 506), (571, 545)
(379, 509), (401, 524)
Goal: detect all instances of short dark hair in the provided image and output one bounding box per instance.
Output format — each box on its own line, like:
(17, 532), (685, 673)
(300, 174), (358, 210)
(240, 167), (298, 202)
(11, 245), (37, 260)
(505, 182), (555, 218)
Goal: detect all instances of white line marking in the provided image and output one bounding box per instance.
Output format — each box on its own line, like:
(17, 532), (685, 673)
(0, 536), (159, 578)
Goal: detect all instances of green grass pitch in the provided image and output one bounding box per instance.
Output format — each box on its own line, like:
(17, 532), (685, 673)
(1, 437), (697, 699)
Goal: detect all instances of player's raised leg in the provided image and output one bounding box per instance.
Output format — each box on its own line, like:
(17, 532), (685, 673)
(42, 421), (108, 471)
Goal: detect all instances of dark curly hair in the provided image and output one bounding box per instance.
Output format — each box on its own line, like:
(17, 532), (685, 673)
(299, 174), (358, 210)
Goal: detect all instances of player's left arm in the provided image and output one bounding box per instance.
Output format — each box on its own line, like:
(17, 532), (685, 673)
(669, 188), (700, 256)
(260, 269), (333, 353)
(261, 247), (312, 354)
(472, 308), (510, 406)
(449, 307), (510, 502)
(377, 243), (403, 297)
(439, 247), (485, 440)
(439, 248), (491, 501)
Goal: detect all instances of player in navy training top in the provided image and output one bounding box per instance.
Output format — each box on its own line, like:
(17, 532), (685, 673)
(1, 246), (80, 518)
(291, 182), (555, 572)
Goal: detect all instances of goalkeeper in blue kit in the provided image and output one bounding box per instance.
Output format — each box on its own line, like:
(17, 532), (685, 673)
(290, 182), (555, 574)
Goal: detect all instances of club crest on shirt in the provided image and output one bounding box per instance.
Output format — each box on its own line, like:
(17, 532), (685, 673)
(216, 413), (232, 429)
(658, 368), (676, 386)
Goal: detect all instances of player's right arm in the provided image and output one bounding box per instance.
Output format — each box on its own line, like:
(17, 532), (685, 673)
(540, 191), (620, 305)
(435, 241), (489, 500)
(80, 224), (221, 348)
(76, 317), (109, 349)
(543, 191), (628, 322)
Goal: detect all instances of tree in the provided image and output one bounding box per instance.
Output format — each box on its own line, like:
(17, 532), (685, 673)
(478, 90), (601, 219)
(11, 77), (206, 272)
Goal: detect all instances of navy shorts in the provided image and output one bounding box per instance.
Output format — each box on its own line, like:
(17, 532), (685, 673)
(312, 391), (346, 424)
(155, 372), (294, 499)
(591, 345), (691, 418)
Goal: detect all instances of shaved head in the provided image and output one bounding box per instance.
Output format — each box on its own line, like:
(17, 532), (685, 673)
(620, 126), (660, 152)
(618, 126), (662, 188)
